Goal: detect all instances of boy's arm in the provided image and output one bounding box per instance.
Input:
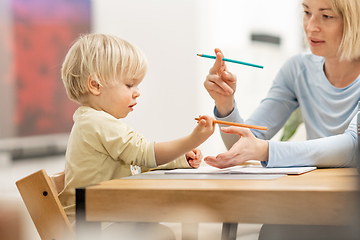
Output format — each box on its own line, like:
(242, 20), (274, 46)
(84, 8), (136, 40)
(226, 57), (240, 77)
(145, 148), (202, 172)
(154, 116), (214, 166)
(151, 156), (191, 171)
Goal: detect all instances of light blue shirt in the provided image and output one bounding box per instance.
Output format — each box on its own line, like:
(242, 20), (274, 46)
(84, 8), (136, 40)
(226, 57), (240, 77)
(215, 53), (359, 168)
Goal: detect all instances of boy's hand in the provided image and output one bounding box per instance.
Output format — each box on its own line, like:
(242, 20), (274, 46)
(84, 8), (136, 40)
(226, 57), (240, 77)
(185, 148), (203, 168)
(192, 115), (215, 142)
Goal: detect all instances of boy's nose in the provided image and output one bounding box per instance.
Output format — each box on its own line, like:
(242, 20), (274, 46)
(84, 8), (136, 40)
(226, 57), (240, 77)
(133, 89), (140, 98)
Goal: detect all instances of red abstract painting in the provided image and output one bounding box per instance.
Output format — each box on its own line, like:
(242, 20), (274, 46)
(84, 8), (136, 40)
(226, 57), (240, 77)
(12, 0), (91, 136)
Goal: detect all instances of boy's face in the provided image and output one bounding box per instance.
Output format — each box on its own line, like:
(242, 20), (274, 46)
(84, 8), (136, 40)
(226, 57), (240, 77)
(98, 77), (142, 119)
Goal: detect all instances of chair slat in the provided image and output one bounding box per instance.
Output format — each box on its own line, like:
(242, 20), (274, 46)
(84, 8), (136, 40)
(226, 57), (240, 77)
(16, 169), (74, 240)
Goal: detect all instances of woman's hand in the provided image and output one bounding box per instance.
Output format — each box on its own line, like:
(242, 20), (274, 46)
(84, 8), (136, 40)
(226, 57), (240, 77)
(204, 48), (237, 117)
(185, 148), (203, 168)
(204, 127), (269, 168)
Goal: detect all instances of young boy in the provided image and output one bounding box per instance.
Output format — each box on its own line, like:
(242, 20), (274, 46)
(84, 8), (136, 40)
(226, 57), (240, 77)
(58, 33), (215, 233)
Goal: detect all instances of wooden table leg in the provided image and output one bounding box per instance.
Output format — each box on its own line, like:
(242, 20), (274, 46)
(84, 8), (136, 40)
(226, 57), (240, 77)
(76, 188), (101, 240)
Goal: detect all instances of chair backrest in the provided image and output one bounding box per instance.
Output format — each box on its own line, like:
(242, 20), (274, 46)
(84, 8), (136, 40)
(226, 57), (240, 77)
(50, 171), (65, 194)
(16, 169), (75, 240)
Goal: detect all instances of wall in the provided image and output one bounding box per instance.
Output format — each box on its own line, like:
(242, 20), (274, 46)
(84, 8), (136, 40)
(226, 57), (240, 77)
(92, 0), (201, 142)
(0, 0), (305, 155)
(92, 0), (304, 158)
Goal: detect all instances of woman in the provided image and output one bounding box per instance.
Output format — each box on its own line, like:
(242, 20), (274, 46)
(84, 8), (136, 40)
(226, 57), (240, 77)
(204, 0), (360, 169)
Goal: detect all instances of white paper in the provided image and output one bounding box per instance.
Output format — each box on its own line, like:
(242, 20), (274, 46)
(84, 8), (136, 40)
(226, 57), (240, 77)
(164, 166), (234, 174)
(228, 165), (317, 175)
(165, 165), (316, 175)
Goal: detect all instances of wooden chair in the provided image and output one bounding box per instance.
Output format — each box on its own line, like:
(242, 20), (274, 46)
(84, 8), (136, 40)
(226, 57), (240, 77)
(50, 171), (65, 194)
(16, 169), (75, 240)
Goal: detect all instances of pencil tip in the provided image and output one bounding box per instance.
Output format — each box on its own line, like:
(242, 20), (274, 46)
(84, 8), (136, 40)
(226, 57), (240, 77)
(197, 54), (202, 56)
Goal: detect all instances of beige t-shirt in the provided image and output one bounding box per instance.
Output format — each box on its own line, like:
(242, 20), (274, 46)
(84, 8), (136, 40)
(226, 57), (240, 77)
(59, 106), (190, 224)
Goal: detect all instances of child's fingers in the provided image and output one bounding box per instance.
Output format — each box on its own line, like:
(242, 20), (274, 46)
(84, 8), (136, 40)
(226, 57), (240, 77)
(189, 159), (201, 168)
(197, 115), (213, 125)
(197, 118), (207, 127)
(186, 150), (196, 160)
(194, 148), (203, 160)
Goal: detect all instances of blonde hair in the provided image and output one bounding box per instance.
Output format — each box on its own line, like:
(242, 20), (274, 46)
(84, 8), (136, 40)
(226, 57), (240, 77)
(61, 33), (148, 103)
(328, 0), (360, 61)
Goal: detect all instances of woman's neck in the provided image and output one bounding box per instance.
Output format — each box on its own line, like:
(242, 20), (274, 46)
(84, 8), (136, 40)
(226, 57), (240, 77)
(324, 57), (360, 88)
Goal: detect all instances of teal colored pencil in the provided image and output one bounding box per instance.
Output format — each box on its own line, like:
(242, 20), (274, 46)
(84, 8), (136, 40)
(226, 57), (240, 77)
(197, 54), (263, 69)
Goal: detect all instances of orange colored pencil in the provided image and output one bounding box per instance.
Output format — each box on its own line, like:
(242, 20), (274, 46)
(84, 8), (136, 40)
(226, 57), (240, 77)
(195, 118), (267, 131)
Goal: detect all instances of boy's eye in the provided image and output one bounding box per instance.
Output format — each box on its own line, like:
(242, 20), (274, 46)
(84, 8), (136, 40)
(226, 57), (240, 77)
(323, 14), (333, 19)
(126, 84), (133, 88)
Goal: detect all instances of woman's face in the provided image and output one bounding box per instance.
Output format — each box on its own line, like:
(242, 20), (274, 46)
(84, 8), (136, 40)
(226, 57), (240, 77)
(302, 0), (343, 59)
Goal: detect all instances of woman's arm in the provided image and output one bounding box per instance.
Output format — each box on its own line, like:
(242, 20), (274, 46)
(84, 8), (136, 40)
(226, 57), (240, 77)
(266, 114), (357, 168)
(212, 54), (302, 151)
(205, 111), (357, 168)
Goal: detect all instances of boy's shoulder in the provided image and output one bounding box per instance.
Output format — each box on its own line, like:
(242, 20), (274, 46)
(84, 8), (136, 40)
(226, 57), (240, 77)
(74, 106), (128, 132)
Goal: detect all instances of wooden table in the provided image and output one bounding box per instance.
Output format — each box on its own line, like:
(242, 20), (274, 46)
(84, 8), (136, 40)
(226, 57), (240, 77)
(76, 168), (360, 240)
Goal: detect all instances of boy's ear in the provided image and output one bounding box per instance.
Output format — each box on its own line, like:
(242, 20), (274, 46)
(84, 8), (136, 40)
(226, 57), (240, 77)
(87, 75), (102, 96)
